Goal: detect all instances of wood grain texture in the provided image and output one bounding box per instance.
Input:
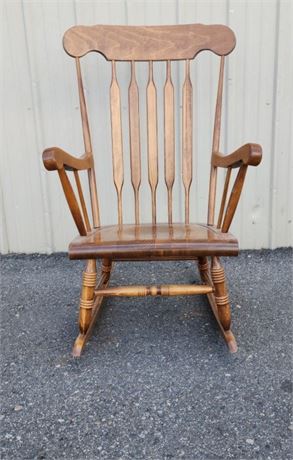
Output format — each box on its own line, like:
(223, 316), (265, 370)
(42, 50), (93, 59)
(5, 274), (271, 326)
(63, 24), (236, 60)
(211, 256), (231, 331)
(73, 170), (91, 232)
(77, 259), (97, 335)
(75, 58), (100, 228)
(75, 58), (92, 153)
(164, 61), (175, 224)
(198, 257), (237, 352)
(217, 167), (232, 229)
(57, 168), (87, 236)
(128, 61), (141, 224)
(42, 147), (93, 171)
(212, 143), (262, 168)
(95, 284), (213, 297)
(72, 258), (112, 357)
(147, 61), (158, 224)
(41, 20), (265, 357)
(182, 59), (193, 224)
(110, 61), (124, 225)
(207, 56), (225, 226)
(69, 223), (239, 260)
(222, 165), (248, 232)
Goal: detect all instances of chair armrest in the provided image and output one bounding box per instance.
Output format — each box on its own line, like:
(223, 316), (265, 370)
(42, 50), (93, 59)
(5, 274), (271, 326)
(42, 147), (92, 236)
(42, 147), (93, 171)
(212, 143), (262, 168)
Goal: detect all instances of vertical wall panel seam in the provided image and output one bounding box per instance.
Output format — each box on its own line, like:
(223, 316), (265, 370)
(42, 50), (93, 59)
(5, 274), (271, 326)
(255, 2), (263, 249)
(224, 0), (229, 156)
(73, 0), (78, 24)
(0, 181), (9, 253)
(269, 0), (280, 248)
(3, 1), (22, 252)
(0, 4), (10, 252)
(20, 0), (53, 253)
(125, 0), (129, 24)
(240, 1), (248, 245)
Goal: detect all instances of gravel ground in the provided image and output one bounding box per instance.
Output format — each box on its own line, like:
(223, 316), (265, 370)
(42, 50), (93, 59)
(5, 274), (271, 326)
(0, 249), (292, 460)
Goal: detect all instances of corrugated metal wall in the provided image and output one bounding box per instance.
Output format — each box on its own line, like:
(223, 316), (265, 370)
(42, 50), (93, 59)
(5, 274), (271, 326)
(1, 0), (292, 253)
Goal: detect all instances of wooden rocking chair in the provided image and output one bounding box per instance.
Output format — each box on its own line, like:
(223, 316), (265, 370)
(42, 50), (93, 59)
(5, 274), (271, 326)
(43, 24), (262, 357)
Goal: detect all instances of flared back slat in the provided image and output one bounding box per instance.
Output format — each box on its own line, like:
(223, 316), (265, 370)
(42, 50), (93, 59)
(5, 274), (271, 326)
(164, 60), (175, 224)
(146, 61), (158, 224)
(110, 61), (124, 225)
(182, 59), (193, 224)
(128, 61), (141, 225)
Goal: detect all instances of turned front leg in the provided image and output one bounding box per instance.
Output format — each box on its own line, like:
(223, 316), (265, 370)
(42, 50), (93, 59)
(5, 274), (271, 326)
(211, 256), (231, 331)
(79, 259), (97, 334)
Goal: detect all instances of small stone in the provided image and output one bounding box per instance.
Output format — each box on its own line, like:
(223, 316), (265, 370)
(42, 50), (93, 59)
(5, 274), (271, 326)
(288, 423), (293, 431)
(57, 419), (64, 423)
(16, 435), (21, 441)
(14, 405), (23, 412)
(246, 438), (254, 445)
(236, 304), (241, 309)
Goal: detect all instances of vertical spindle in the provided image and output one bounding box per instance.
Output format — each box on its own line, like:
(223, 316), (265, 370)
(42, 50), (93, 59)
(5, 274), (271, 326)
(207, 56), (225, 226)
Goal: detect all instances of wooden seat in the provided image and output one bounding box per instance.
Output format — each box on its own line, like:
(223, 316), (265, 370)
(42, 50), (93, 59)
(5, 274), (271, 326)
(42, 24), (262, 357)
(69, 224), (238, 260)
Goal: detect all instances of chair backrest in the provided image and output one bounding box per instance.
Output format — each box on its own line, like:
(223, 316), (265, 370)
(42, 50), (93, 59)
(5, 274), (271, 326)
(63, 24), (236, 229)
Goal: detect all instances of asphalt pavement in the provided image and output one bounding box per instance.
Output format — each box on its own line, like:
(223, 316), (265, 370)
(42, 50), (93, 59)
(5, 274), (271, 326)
(0, 248), (292, 459)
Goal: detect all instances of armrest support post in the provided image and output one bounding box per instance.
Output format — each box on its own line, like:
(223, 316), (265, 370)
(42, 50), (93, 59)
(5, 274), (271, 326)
(221, 165), (248, 233)
(58, 168), (87, 236)
(217, 167), (232, 229)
